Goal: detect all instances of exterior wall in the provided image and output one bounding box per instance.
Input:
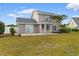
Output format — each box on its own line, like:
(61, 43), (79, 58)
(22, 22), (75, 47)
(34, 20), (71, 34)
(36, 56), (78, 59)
(38, 14), (50, 22)
(38, 14), (59, 25)
(32, 11), (39, 22)
(33, 24), (40, 33)
(40, 24), (51, 33)
(18, 24), (25, 34)
(40, 24), (59, 33)
(68, 19), (78, 29)
(38, 14), (59, 32)
(45, 24), (51, 33)
(18, 24), (34, 34)
(17, 23), (59, 34)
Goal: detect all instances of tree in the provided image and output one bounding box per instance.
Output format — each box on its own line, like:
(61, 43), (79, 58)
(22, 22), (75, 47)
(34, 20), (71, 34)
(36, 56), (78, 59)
(9, 27), (16, 36)
(6, 24), (17, 27)
(52, 14), (67, 23)
(0, 21), (5, 34)
(60, 24), (67, 29)
(52, 14), (67, 29)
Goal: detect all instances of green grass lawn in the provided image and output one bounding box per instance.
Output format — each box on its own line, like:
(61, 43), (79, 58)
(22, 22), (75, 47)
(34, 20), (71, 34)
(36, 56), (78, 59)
(0, 32), (79, 56)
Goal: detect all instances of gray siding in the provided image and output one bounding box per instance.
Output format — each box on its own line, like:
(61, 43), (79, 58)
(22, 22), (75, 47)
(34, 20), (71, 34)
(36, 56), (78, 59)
(33, 24), (40, 33)
(19, 24), (25, 34)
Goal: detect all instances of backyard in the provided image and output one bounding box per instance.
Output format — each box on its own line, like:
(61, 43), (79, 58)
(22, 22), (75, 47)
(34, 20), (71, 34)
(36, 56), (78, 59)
(0, 32), (79, 56)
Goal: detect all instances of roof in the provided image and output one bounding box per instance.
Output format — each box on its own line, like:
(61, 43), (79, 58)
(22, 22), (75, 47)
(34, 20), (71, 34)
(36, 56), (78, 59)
(16, 17), (37, 23)
(16, 10), (57, 23)
(73, 17), (79, 25)
(34, 10), (56, 16)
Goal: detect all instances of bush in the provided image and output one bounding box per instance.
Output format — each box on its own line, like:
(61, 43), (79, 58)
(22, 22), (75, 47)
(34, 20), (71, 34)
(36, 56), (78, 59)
(59, 28), (71, 33)
(72, 28), (79, 32)
(0, 21), (5, 34)
(18, 34), (21, 37)
(9, 27), (16, 36)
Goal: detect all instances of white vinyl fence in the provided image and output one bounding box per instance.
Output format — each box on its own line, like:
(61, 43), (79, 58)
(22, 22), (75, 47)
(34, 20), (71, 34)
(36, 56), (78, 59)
(4, 27), (18, 33)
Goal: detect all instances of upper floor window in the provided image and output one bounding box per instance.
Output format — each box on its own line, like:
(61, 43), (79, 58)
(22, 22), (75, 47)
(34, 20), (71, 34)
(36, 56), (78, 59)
(46, 18), (50, 21)
(50, 16), (52, 19)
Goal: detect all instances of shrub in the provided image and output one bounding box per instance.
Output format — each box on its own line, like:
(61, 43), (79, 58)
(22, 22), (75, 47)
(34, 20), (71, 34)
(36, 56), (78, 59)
(18, 34), (21, 37)
(72, 28), (79, 32)
(9, 27), (16, 36)
(59, 28), (71, 33)
(0, 21), (5, 34)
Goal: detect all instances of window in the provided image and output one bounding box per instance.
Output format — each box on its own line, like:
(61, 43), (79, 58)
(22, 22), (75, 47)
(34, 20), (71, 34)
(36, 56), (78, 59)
(46, 24), (50, 30)
(42, 24), (44, 30)
(52, 26), (56, 30)
(46, 18), (50, 21)
(50, 16), (52, 19)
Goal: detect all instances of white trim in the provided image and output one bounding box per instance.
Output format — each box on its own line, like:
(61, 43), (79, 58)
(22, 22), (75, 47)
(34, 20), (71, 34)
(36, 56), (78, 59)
(44, 24), (46, 32)
(39, 24), (42, 33)
(17, 22), (54, 25)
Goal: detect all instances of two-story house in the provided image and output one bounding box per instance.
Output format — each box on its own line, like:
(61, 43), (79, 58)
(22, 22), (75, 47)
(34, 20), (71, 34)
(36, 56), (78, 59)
(16, 10), (59, 34)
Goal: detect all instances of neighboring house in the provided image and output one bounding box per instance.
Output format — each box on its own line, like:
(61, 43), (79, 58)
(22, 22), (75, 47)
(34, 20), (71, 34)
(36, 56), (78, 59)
(16, 10), (59, 34)
(4, 25), (17, 33)
(68, 17), (79, 29)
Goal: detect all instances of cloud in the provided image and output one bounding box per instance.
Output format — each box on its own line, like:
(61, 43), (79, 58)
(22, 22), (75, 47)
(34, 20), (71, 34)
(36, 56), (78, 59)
(8, 14), (16, 17)
(8, 8), (36, 18)
(18, 9), (36, 14)
(66, 3), (79, 11)
(72, 15), (79, 17)
(17, 15), (24, 17)
(8, 14), (24, 18)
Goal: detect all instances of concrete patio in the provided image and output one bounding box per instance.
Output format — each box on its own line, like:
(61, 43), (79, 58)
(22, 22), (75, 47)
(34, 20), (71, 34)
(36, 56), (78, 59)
(15, 33), (58, 36)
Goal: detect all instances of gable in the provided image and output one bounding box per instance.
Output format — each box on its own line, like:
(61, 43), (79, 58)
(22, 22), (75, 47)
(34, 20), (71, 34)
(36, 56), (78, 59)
(31, 11), (39, 22)
(32, 10), (57, 23)
(68, 19), (78, 28)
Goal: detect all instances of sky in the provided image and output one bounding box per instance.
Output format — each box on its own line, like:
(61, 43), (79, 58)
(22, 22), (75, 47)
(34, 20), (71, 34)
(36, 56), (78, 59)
(0, 3), (79, 25)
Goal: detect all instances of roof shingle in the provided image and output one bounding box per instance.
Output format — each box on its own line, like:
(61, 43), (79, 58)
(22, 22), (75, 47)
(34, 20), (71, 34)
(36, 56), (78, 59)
(35, 10), (56, 16)
(16, 17), (37, 23)
(73, 17), (79, 25)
